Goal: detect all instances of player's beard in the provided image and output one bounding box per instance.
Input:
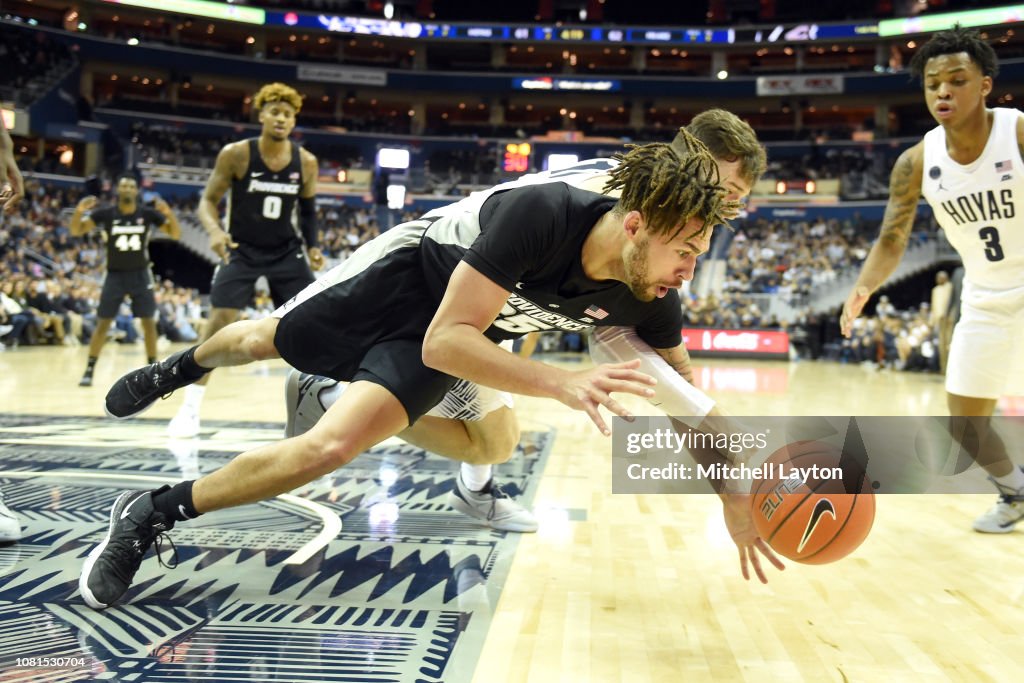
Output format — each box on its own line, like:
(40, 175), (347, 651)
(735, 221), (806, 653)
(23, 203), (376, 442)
(624, 235), (655, 302)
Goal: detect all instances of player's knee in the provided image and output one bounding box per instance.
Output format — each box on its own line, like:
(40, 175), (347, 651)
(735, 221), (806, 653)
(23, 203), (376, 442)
(948, 414), (993, 443)
(244, 318), (280, 360)
(465, 407), (520, 465)
(297, 431), (361, 473)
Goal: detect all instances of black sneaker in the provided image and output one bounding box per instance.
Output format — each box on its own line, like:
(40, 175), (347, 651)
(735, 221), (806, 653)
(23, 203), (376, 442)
(78, 372), (93, 387)
(104, 348), (197, 419)
(79, 488), (176, 609)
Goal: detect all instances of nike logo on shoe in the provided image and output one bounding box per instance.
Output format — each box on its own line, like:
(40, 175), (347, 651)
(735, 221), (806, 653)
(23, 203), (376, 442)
(120, 496), (143, 520)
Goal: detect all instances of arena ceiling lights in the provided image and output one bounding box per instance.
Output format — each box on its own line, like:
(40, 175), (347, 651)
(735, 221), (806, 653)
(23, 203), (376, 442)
(879, 4), (1024, 37)
(99, 1), (1024, 45)
(99, 0), (265, 25)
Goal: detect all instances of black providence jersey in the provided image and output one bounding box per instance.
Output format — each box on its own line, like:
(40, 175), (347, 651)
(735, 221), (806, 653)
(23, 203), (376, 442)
(88, 205), (167, 271)
(418, 181), (684, 348)
(227, 138), (304, 263)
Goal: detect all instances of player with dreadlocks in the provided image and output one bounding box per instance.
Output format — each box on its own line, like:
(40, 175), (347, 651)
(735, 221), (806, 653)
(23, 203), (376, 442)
(81, 135), (781, 610)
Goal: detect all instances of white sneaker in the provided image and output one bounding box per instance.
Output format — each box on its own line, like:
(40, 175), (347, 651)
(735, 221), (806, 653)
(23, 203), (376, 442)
(448, 475), (538, 533)
(973, 467), (1024, 533)
(167, 405), (200, 438)
(973, 498), (1024, 533)
(284, 370), (339, 437)
(0, 491), (23, 542)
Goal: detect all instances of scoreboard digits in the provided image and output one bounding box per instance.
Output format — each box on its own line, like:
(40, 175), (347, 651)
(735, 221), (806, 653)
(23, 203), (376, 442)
(502, 142), (532, 174)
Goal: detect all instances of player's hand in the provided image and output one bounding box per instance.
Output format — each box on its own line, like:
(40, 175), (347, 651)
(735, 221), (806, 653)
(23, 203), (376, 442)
(721, 493), (785, 583)
(154, 198), (172, 215)
(307, 246), (325, 271)
(839, 285), (871, 338)
(76, 195), (98, 213)
(674, 355), (694, 384)
(209, 229), (238, 262)
(555, 359), (657, 436)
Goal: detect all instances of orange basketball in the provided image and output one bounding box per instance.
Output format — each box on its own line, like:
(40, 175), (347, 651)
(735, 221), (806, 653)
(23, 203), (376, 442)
(750, 441), (875, 564)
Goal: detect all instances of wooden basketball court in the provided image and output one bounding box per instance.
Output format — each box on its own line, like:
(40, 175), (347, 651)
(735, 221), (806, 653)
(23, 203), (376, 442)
(0, 343), (1021, 682)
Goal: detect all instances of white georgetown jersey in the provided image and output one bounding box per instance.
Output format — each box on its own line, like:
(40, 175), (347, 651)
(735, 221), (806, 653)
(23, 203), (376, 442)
(422, 158), (620, 219)
(921, 107), (1024, 290)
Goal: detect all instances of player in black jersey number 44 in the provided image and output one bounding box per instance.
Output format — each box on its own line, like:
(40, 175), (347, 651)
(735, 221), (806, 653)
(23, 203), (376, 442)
(71, 173), (181, 387)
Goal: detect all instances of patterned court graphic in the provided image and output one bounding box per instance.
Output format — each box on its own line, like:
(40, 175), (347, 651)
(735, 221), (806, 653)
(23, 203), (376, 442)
(0, 415), (554, 682)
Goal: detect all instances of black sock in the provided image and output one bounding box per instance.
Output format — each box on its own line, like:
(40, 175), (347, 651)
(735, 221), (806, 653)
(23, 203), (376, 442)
(147, 356), (157, 364)
(151, 480), (201, 522)
(84, 356), (97, 374)
(178, 346), (212, 382)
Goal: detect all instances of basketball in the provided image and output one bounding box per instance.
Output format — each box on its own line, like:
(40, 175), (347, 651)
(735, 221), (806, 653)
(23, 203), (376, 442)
(750, 441), (875, 564)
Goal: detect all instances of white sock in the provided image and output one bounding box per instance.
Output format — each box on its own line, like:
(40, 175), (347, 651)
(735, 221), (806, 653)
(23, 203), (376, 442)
(319, 381), (346, 408)
(460, 463), (493, 492)
(183, 385), (206, 411)
(993, 464), (1024, 492)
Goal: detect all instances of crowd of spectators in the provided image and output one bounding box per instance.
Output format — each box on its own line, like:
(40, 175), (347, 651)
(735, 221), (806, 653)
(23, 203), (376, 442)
(812, 297), (941, 372)
(0, 27), (74, 107)
(720, 212), (936, 304)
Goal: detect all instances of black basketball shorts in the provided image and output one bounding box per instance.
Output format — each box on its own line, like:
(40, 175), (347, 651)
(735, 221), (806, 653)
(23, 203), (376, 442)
(273, 238), (456, 423)
(98, 269), (156, 319)
(210, 249), (315, 309)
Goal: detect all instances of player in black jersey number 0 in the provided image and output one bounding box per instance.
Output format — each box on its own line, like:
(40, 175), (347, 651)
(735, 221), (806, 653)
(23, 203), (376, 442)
(168, 83), (324, 437)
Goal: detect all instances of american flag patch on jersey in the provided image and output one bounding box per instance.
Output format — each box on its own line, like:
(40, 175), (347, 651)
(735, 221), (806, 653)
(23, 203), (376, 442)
(996, 159), (1013, 172)
(584, 305), (609, 320)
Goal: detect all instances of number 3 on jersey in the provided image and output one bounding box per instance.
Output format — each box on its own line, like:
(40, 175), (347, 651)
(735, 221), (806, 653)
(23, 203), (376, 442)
(979, 226), (1005, 262)
(263, 195), (283, 220)
(114, 233), (142, 251)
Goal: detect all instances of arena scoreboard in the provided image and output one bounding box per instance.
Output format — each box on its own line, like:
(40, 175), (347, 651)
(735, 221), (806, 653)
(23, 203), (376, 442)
(501, 142), (533, 175)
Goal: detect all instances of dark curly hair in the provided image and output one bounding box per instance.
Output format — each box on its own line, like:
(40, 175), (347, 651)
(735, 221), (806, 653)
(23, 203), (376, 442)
(603, 134), (727, 241)
(909, 24), (999, 81)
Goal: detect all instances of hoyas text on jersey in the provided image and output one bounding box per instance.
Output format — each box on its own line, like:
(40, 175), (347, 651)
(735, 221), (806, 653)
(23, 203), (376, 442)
(940, 189), (1015, 226)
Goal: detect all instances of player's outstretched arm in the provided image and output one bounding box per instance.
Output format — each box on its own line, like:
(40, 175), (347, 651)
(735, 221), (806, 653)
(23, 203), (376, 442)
(70, 195), (98, 236)
(0, 119), (23, 213)
(299, 148), (324, 270)
(200, 143), (241, 261)
(155, 198), (181, 240)
(840, 144), (924, 337)
(422, 261), (657, 435)
(595, 327), (784, 581)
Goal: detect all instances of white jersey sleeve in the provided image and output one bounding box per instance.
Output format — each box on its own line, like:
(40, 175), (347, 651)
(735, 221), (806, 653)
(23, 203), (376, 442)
(421, 158), (620, 220)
